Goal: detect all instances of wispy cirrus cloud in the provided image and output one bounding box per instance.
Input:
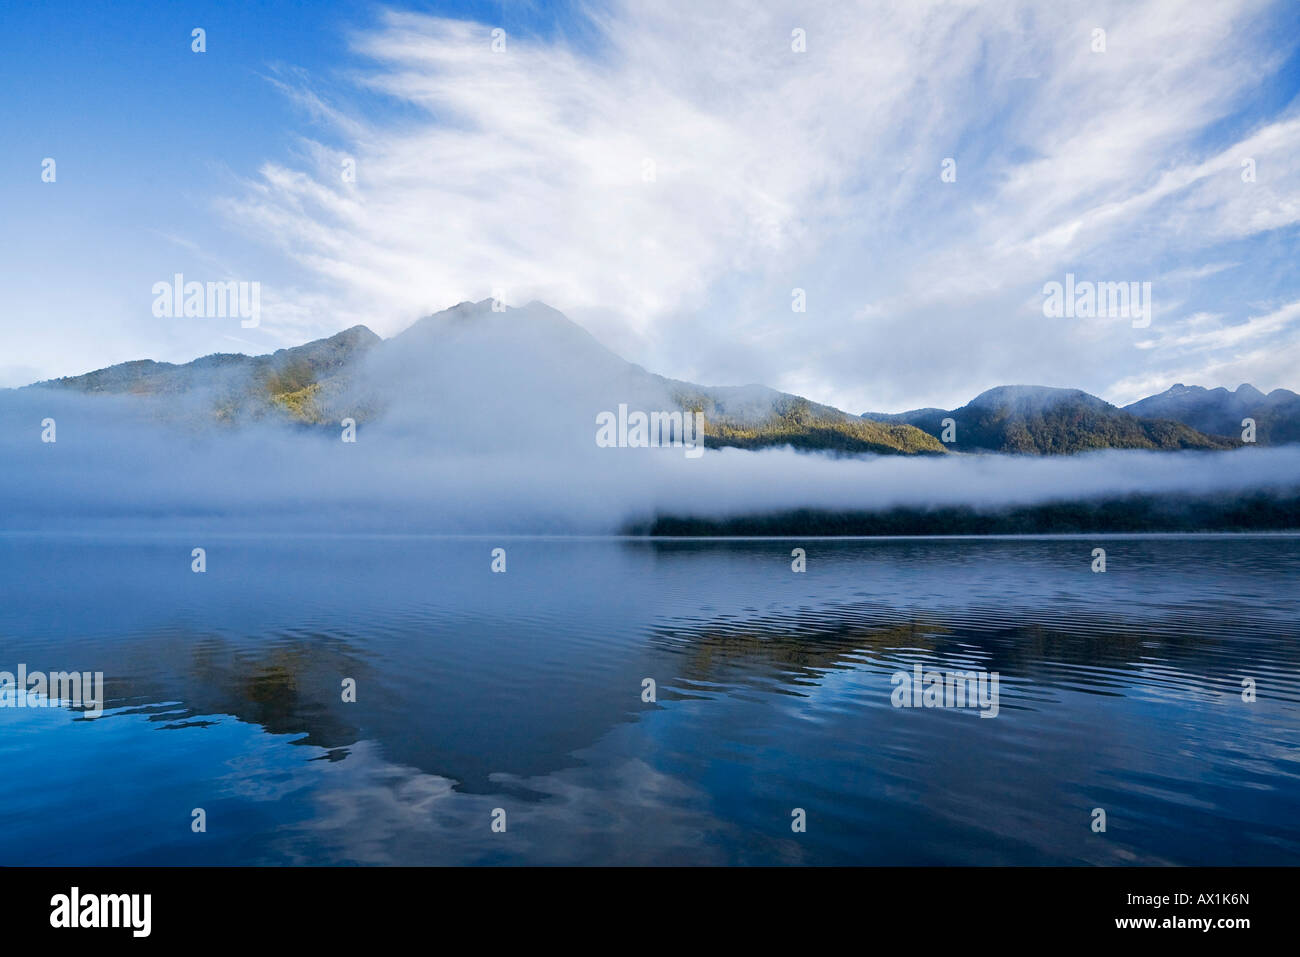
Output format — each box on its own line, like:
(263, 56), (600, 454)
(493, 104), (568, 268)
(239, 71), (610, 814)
(222, 0), (1300, 412)
(1108, 298), (1300, 402)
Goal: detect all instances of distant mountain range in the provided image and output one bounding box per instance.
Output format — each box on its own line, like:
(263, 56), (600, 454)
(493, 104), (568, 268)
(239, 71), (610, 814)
(1122, 383), (1300, 445)
(862, 383), (1297, 453)
(17, 300), (1296, 456)
(22, 301), (943, 455)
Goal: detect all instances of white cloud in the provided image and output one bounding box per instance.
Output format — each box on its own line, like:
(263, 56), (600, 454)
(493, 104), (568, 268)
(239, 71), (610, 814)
(1161, 299), (1300, 351)
(222, 0), (1300, 412)
(1106, 299), (1300, 402)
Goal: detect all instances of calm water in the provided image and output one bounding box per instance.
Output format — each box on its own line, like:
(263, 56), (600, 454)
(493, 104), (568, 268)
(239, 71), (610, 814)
(0, 532), (1297, 865)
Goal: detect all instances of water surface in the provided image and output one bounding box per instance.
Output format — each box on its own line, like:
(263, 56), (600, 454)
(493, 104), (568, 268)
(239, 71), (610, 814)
(0, 532), (1297, 865)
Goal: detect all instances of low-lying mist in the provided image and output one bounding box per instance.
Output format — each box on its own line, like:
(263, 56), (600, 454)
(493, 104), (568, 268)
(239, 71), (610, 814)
(3, 387), (1298, 535)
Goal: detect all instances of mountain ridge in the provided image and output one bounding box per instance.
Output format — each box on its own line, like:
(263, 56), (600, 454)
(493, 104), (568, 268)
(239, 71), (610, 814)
(862, 384), (1247, 453)
(20, 301), (944, 455)
(18, 303), (1295, 454)
(1122, 382), (1300, 444)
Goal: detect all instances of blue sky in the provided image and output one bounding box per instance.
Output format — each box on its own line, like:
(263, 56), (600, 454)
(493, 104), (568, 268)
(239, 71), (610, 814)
(3, 0), (1299, 412)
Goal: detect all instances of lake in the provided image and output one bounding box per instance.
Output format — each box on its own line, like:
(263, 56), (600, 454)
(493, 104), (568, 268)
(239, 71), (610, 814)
(0, 532), (1297, 865)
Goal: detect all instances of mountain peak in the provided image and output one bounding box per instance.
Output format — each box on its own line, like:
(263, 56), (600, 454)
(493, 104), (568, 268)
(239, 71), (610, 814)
(1123, 381), (1300, 445)
(967, 384), (1109, 412)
